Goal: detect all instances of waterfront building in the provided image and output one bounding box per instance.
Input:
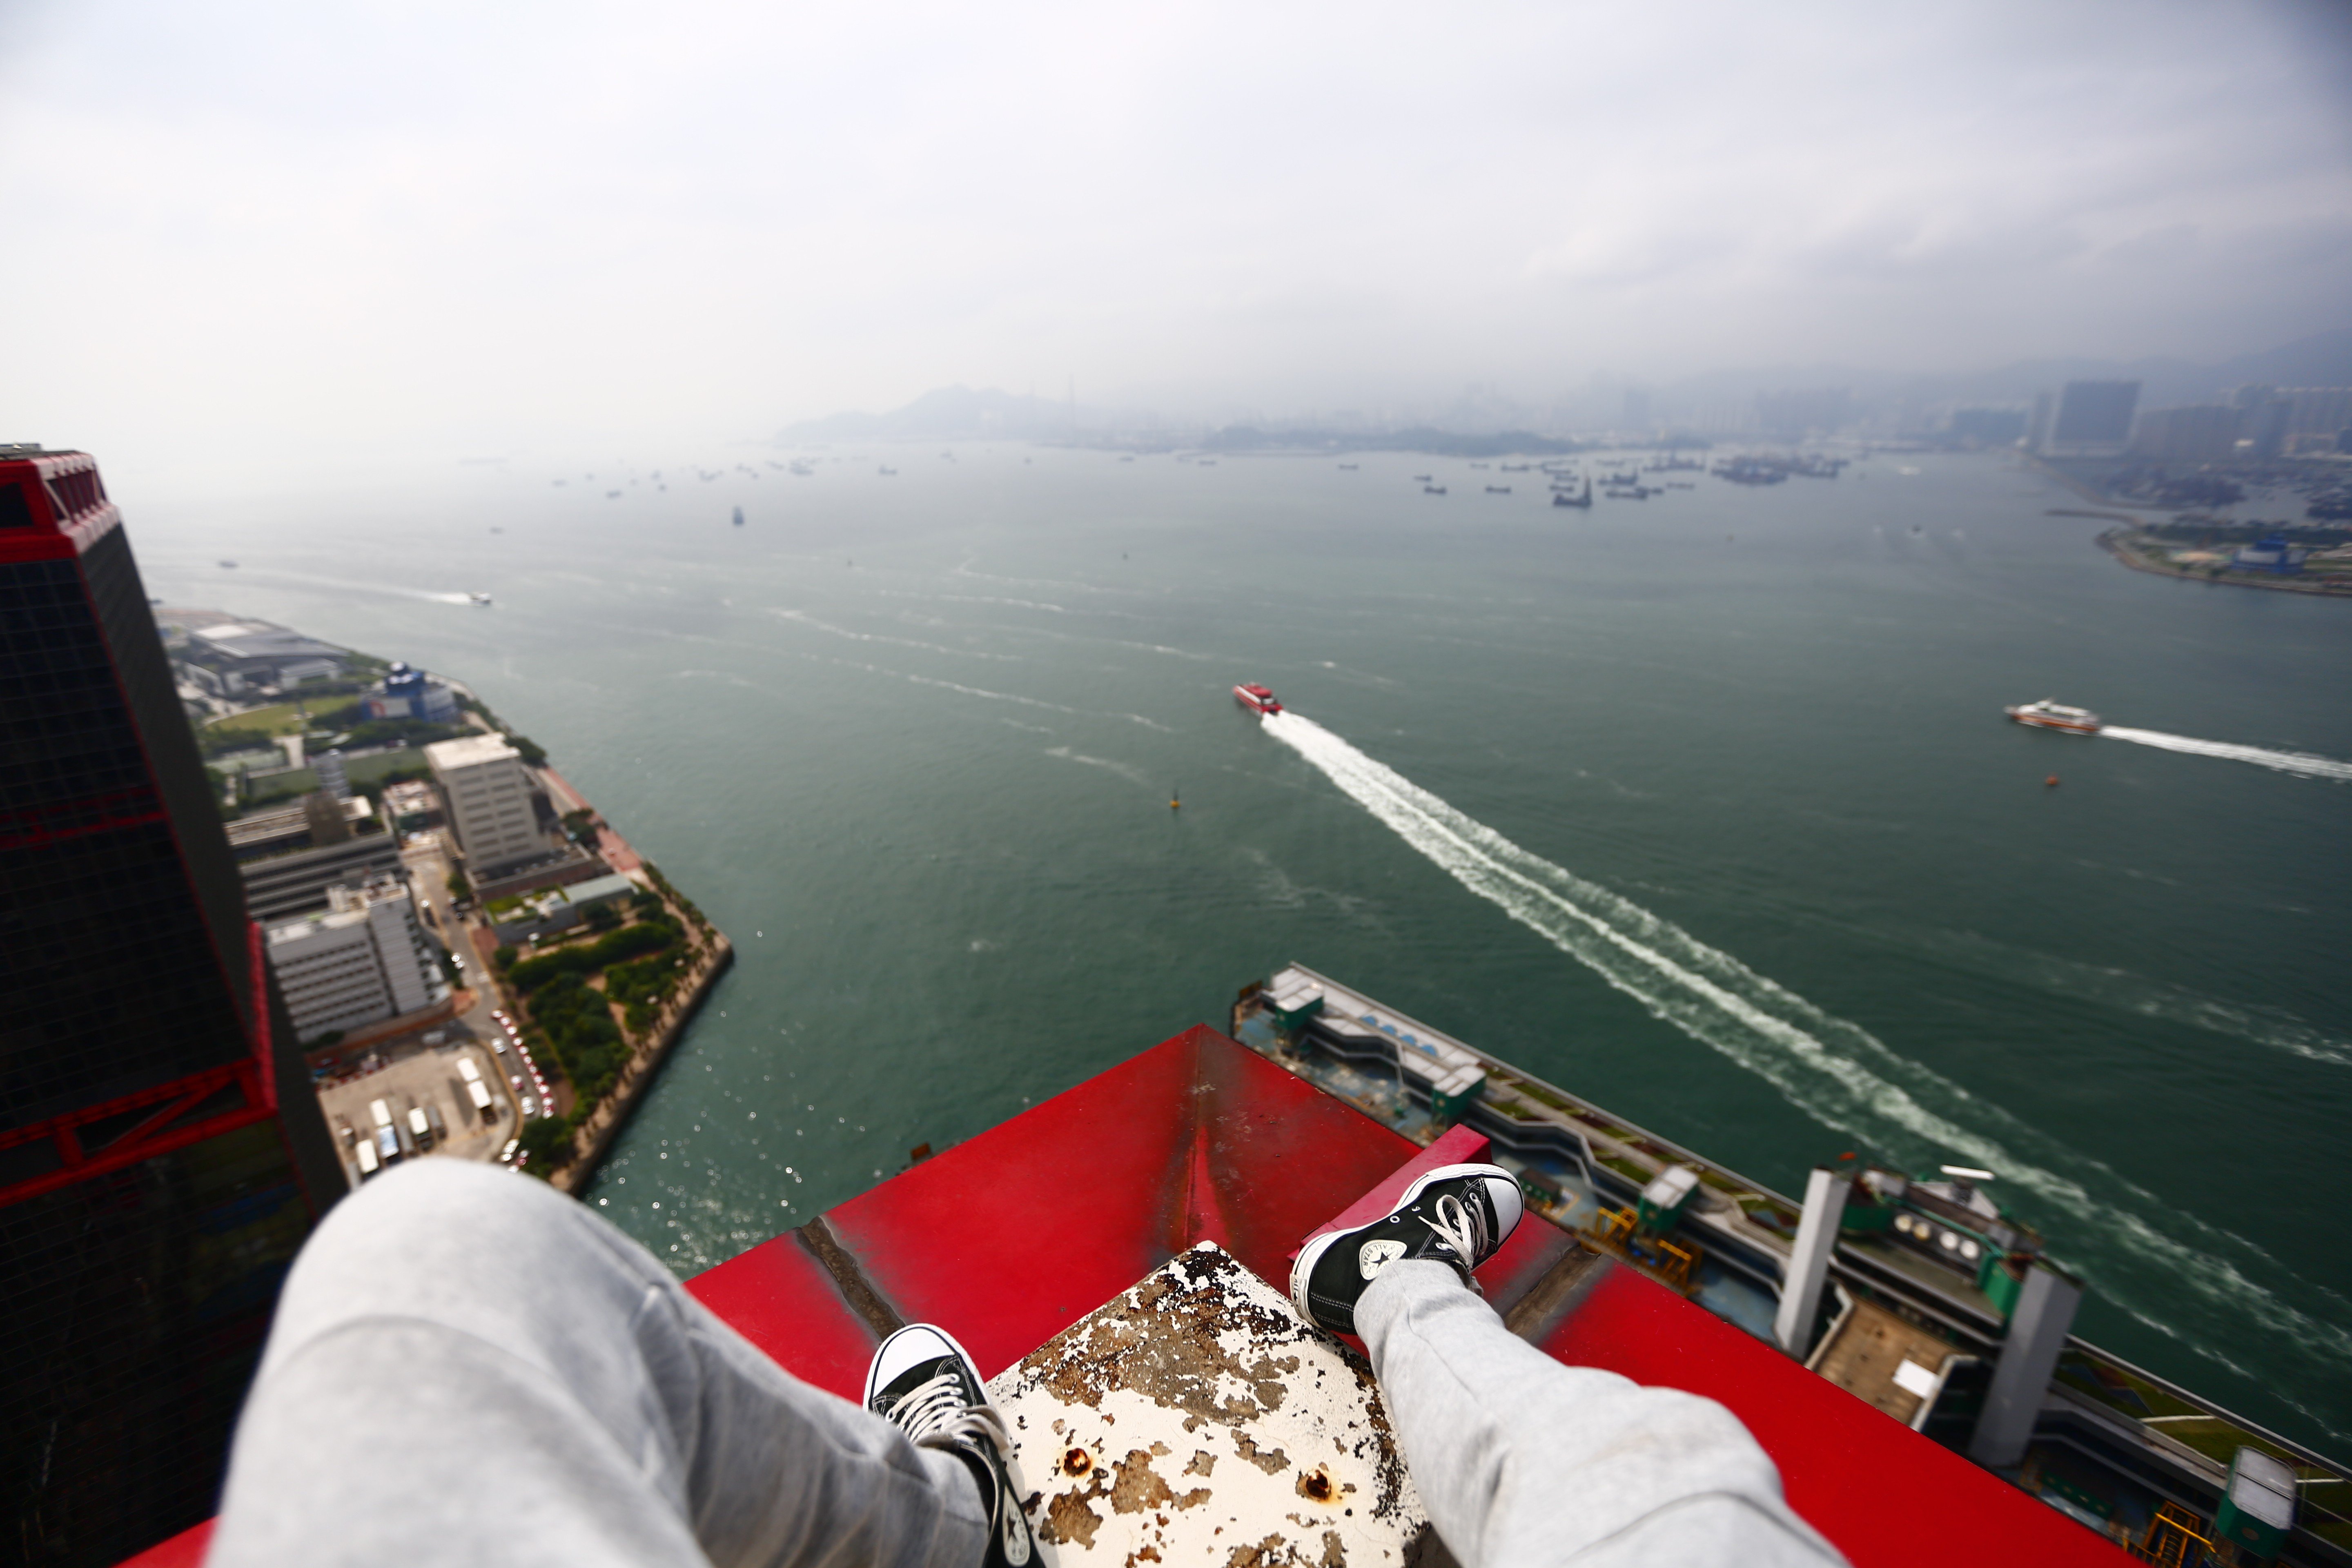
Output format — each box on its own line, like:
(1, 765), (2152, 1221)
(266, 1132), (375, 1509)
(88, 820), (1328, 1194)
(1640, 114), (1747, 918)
(265, 880), (448, 1041)
(487, 869), (639, 944)
(2044, 381), (2140, 457)
(426, 732), (547, 875)
(2129, 404), (2240, 465)
(0, 446), (342, 1564)
(2232, 536), (2309, 573)
(363, 659), (459, 723)
(171, 615), (347, 696)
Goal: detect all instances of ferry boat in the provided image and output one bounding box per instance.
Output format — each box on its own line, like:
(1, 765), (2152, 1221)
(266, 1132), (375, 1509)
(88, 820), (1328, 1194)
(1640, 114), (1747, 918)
(1233, 683), (1283, 716)
(2005, 699), (2100, 734)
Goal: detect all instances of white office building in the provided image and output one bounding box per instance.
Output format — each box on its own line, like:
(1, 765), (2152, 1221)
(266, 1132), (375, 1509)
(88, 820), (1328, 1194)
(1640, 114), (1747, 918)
(425, 733), (544, 873)
(267, 880), (449, 1041)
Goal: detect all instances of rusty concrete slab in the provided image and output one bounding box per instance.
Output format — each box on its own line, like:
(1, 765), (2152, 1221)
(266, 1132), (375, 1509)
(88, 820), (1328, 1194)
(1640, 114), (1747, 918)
(989, 1242), (1432, 1568)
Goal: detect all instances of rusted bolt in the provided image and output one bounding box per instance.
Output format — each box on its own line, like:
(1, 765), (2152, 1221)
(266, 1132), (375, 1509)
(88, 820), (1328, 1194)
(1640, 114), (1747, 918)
(1062, 1447), (1093, 1477)
(1298, 1466), (1335, 1502)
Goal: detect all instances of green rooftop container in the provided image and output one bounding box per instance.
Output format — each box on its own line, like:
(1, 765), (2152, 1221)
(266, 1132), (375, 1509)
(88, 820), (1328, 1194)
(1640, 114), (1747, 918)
(2214, 1447), (2296, 1561)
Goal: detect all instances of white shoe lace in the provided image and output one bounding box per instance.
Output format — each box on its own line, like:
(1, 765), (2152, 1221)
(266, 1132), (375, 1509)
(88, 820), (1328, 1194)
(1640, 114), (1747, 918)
(1421, 1192), (1491, 1294)
(887, 1369), (1010, 1459)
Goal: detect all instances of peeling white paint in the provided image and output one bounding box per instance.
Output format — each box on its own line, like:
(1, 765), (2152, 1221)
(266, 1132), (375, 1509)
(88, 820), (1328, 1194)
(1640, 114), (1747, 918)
(989, 1243), (1432, 1568)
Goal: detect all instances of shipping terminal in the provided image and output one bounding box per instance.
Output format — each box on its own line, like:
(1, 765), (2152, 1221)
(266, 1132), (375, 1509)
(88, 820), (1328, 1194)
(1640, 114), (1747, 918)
(1230, 965), (2346, 1564)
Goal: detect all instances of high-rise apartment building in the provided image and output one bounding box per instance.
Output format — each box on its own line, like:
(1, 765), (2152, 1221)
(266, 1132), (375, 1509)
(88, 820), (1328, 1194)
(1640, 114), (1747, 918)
(0, 446), (343, 1565)
(1754, 387), (1851, 439)
(425, 733), (544, 874)
(265, 880), (448, 1041)
(2129, 405), (2241, 465)
(2281, 387), (2352, 455)
(2045, 381), (2140, 457)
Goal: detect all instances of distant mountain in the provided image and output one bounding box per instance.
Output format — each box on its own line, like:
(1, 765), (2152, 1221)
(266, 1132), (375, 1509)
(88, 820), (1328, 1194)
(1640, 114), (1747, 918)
(776, 386), (1076, 442)
(781, 331), (2352, 445)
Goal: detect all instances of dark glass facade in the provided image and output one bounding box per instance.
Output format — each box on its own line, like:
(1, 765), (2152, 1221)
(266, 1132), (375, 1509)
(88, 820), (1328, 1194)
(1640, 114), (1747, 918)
(0, 452), (341, 1566)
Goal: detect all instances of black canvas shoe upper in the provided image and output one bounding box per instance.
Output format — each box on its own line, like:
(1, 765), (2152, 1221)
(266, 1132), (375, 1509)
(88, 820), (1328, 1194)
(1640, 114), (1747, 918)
(866, 1324), (1037, 1568)
(1290, 1163), (1525, 1336)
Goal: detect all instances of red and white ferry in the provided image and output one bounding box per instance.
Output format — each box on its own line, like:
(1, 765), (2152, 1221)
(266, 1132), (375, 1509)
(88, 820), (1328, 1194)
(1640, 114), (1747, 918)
(2005, 699), (2101, 735)
(1233, 683), (1283, 716)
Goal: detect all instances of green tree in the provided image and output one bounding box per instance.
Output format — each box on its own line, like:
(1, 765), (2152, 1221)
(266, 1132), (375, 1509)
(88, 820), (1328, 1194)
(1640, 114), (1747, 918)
(518, 1115), (573, 1167)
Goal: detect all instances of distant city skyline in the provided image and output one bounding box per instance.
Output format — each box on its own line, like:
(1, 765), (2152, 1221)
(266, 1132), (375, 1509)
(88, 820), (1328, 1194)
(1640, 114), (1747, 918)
(1, 0), (2347, 483)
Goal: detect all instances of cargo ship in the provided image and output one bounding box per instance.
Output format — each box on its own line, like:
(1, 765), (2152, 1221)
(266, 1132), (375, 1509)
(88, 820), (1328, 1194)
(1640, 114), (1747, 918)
(2007, 699), (2102, 735)
(1231, 964), (2348, 1564)
(1233, 682), (1283, 715)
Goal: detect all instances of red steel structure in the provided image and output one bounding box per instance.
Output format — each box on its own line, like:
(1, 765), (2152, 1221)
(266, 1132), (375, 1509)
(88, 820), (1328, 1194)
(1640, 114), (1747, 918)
(0, 448), (343, 1567)
(131, 1026), (2123, 1568)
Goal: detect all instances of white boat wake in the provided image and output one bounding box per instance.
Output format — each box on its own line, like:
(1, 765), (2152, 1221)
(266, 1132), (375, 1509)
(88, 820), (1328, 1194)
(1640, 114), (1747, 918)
(1259, 708), (2352, 1404)
(2102, 727), (2352, 783)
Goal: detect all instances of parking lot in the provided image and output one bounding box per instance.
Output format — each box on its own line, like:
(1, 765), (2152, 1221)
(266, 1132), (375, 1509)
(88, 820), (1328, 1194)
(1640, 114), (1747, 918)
(318, 1033), (517, 1183)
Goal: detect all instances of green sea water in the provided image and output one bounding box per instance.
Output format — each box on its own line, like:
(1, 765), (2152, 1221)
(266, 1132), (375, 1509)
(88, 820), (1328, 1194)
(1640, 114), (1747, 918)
(132, 446), (2352, 1455)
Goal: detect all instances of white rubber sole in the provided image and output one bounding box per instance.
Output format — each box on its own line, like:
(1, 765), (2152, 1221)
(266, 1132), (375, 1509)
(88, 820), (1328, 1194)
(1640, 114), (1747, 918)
(865, 1321), (991, 1410)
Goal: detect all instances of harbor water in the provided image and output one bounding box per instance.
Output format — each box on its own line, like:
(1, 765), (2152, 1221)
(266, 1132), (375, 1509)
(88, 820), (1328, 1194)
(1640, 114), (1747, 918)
(127, 445), (2352, 1455)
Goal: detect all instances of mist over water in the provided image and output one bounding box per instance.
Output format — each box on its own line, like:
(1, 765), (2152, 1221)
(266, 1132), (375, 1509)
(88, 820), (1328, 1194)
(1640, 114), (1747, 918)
(130, 445), (2352, 1453)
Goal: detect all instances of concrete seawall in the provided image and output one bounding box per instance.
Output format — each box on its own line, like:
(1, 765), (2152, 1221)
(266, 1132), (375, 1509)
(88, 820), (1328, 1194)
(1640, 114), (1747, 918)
(2100, 527), (2352, 597)
(549, 929), (734, 1194)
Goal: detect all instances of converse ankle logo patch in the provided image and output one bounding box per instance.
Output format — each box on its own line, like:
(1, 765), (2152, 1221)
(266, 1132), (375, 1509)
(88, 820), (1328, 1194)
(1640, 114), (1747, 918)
(1358, 1238), (1407, 1278)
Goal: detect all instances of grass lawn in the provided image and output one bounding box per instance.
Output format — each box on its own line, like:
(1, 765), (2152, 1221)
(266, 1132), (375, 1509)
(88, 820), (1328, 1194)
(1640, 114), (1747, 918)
(205, 701), (318, 737)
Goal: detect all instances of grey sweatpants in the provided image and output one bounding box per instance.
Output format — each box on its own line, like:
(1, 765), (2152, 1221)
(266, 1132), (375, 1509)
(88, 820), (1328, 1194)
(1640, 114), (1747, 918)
(214, 1161), (1842, 1568)
(1356, 1261), (1845, 1566)
(211, 1159), (987, 1568)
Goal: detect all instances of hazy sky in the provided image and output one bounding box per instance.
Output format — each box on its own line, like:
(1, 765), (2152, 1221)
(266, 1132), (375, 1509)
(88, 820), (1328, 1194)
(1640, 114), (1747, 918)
(2, 0), (2347, 473)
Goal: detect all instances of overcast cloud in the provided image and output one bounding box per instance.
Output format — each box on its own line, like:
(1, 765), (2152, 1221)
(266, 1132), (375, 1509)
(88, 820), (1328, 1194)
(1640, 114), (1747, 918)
(1, 0), (2346, 475)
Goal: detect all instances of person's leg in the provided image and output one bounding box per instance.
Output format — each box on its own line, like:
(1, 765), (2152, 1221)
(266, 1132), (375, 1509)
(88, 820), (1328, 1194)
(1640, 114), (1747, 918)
(209, 1158), (987, 1568)
(1356, 1261), (1846, 1568)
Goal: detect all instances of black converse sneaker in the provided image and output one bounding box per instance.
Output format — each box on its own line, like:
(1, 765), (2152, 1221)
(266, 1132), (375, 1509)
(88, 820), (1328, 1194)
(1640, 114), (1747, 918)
(865, 1324), (1036, 1568)
(1290, 1163), (1525, 1336)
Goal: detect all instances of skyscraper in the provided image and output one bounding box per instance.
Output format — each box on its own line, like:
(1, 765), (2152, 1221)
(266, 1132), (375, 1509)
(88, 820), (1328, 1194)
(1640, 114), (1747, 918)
(0, 445), (343, 1566)
(2045, 381), (2140, 457)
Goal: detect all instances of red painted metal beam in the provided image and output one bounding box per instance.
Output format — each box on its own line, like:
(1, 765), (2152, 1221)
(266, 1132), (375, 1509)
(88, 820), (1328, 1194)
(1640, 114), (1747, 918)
(0, 1058), (270, 1209)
